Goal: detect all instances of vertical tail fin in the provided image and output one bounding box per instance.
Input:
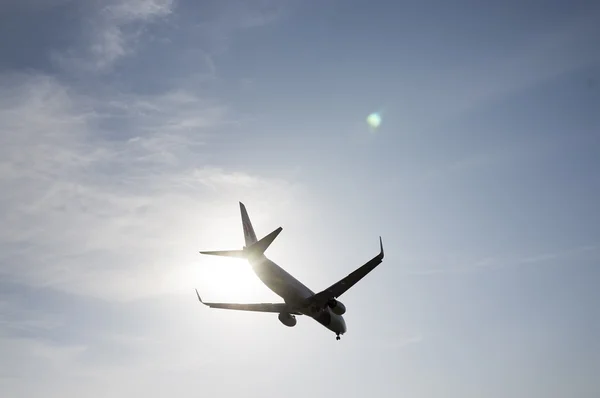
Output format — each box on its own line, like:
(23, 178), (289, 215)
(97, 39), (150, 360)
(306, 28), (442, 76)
(199, 202), (281, 259)
(240, 202), (257, 247)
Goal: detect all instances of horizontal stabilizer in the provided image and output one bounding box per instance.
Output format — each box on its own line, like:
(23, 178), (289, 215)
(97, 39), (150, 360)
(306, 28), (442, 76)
(198, 249), (247, 258)
(248, 226), (282, 256)
(199, 227), (282, 259)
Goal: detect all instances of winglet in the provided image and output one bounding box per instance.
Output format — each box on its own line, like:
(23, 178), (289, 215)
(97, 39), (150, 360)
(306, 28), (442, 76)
(379, 236), (384, 258)
(195, 289), (206, 305)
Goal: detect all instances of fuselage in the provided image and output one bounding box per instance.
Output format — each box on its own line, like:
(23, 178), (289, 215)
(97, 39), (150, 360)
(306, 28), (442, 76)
(248, 253), (347, 336)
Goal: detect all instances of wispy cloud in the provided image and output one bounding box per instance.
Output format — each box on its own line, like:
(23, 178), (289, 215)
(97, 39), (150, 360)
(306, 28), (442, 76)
(0, 71), (306, 301)
(47, 0), (294, 74)
(398, 9), (600, 133)
(0, 277), (294, 397)
(376, 333), (424, 350)
(351, 331), (423, 351)
(226, 0), (290, 29)
(1, 0), (76, 11)
(405, 244), (600, 277)
(52, 0), (175, 73)
(0, 0), (307, 306)
(191, 0), (295, 56)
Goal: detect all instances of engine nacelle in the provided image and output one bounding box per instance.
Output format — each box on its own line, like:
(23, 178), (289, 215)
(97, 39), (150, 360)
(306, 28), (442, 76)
(327, 299), (346, 315)
(278, 312), (297, 327)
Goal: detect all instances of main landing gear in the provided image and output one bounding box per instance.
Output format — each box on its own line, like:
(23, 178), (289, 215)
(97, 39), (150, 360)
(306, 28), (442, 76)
(336, 334), (341, 341)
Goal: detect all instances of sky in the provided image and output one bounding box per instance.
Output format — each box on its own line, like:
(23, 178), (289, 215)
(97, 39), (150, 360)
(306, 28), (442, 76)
(0, 0), (599, 397)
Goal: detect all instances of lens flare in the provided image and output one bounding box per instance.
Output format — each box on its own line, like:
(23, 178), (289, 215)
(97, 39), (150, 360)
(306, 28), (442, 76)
(366, 113), (381, 129)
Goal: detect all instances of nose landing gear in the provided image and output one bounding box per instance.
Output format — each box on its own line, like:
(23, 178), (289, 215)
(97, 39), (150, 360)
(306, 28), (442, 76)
(336, 334), (341, 341)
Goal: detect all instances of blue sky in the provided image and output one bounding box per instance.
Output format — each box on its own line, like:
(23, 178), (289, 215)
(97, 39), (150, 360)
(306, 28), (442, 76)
(1, 0), (599, 397)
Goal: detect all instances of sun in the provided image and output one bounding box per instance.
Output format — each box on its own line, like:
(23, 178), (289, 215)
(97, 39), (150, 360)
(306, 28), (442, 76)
(179, 256), (273, 303)
(164, 202), (291, 303)
(165, 234), (278, 303)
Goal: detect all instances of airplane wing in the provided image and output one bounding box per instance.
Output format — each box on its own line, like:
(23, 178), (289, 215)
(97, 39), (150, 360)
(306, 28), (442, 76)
(305, 237), (384, 308)
(195, 289), (302, 315)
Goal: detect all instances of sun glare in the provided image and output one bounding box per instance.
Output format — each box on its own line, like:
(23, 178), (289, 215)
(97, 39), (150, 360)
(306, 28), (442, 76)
(166, 202), (301, 304)
(179, 256), (274, 303)
(366, 112), (382, 129)
(202, 260), (265, 301)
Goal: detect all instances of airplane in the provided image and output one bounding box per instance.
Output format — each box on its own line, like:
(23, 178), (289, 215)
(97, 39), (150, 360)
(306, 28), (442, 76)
(195, 202), (384, 341)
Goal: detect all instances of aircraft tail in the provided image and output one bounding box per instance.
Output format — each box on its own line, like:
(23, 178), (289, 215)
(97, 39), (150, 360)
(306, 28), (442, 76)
(240, 202), (257, 246)
(199, 202), (282, 259)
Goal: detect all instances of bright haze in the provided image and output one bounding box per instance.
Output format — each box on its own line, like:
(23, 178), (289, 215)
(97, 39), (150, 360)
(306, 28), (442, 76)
(1, 1), (599, 397)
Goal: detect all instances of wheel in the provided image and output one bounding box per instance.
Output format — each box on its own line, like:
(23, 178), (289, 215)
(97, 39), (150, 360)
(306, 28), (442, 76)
(336, 335), (341, 340)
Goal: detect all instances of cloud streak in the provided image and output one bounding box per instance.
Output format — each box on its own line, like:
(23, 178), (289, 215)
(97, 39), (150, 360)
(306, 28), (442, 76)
(0, 70), (306, 301)
(0, 43), (311, 393)
(404, 244), (600, 277)
(51, 0), (175, 73)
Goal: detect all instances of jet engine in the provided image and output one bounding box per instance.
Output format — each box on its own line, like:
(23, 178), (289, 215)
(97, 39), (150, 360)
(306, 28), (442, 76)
(327, 299), (346, 315)
(278, 312), (297, 327)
